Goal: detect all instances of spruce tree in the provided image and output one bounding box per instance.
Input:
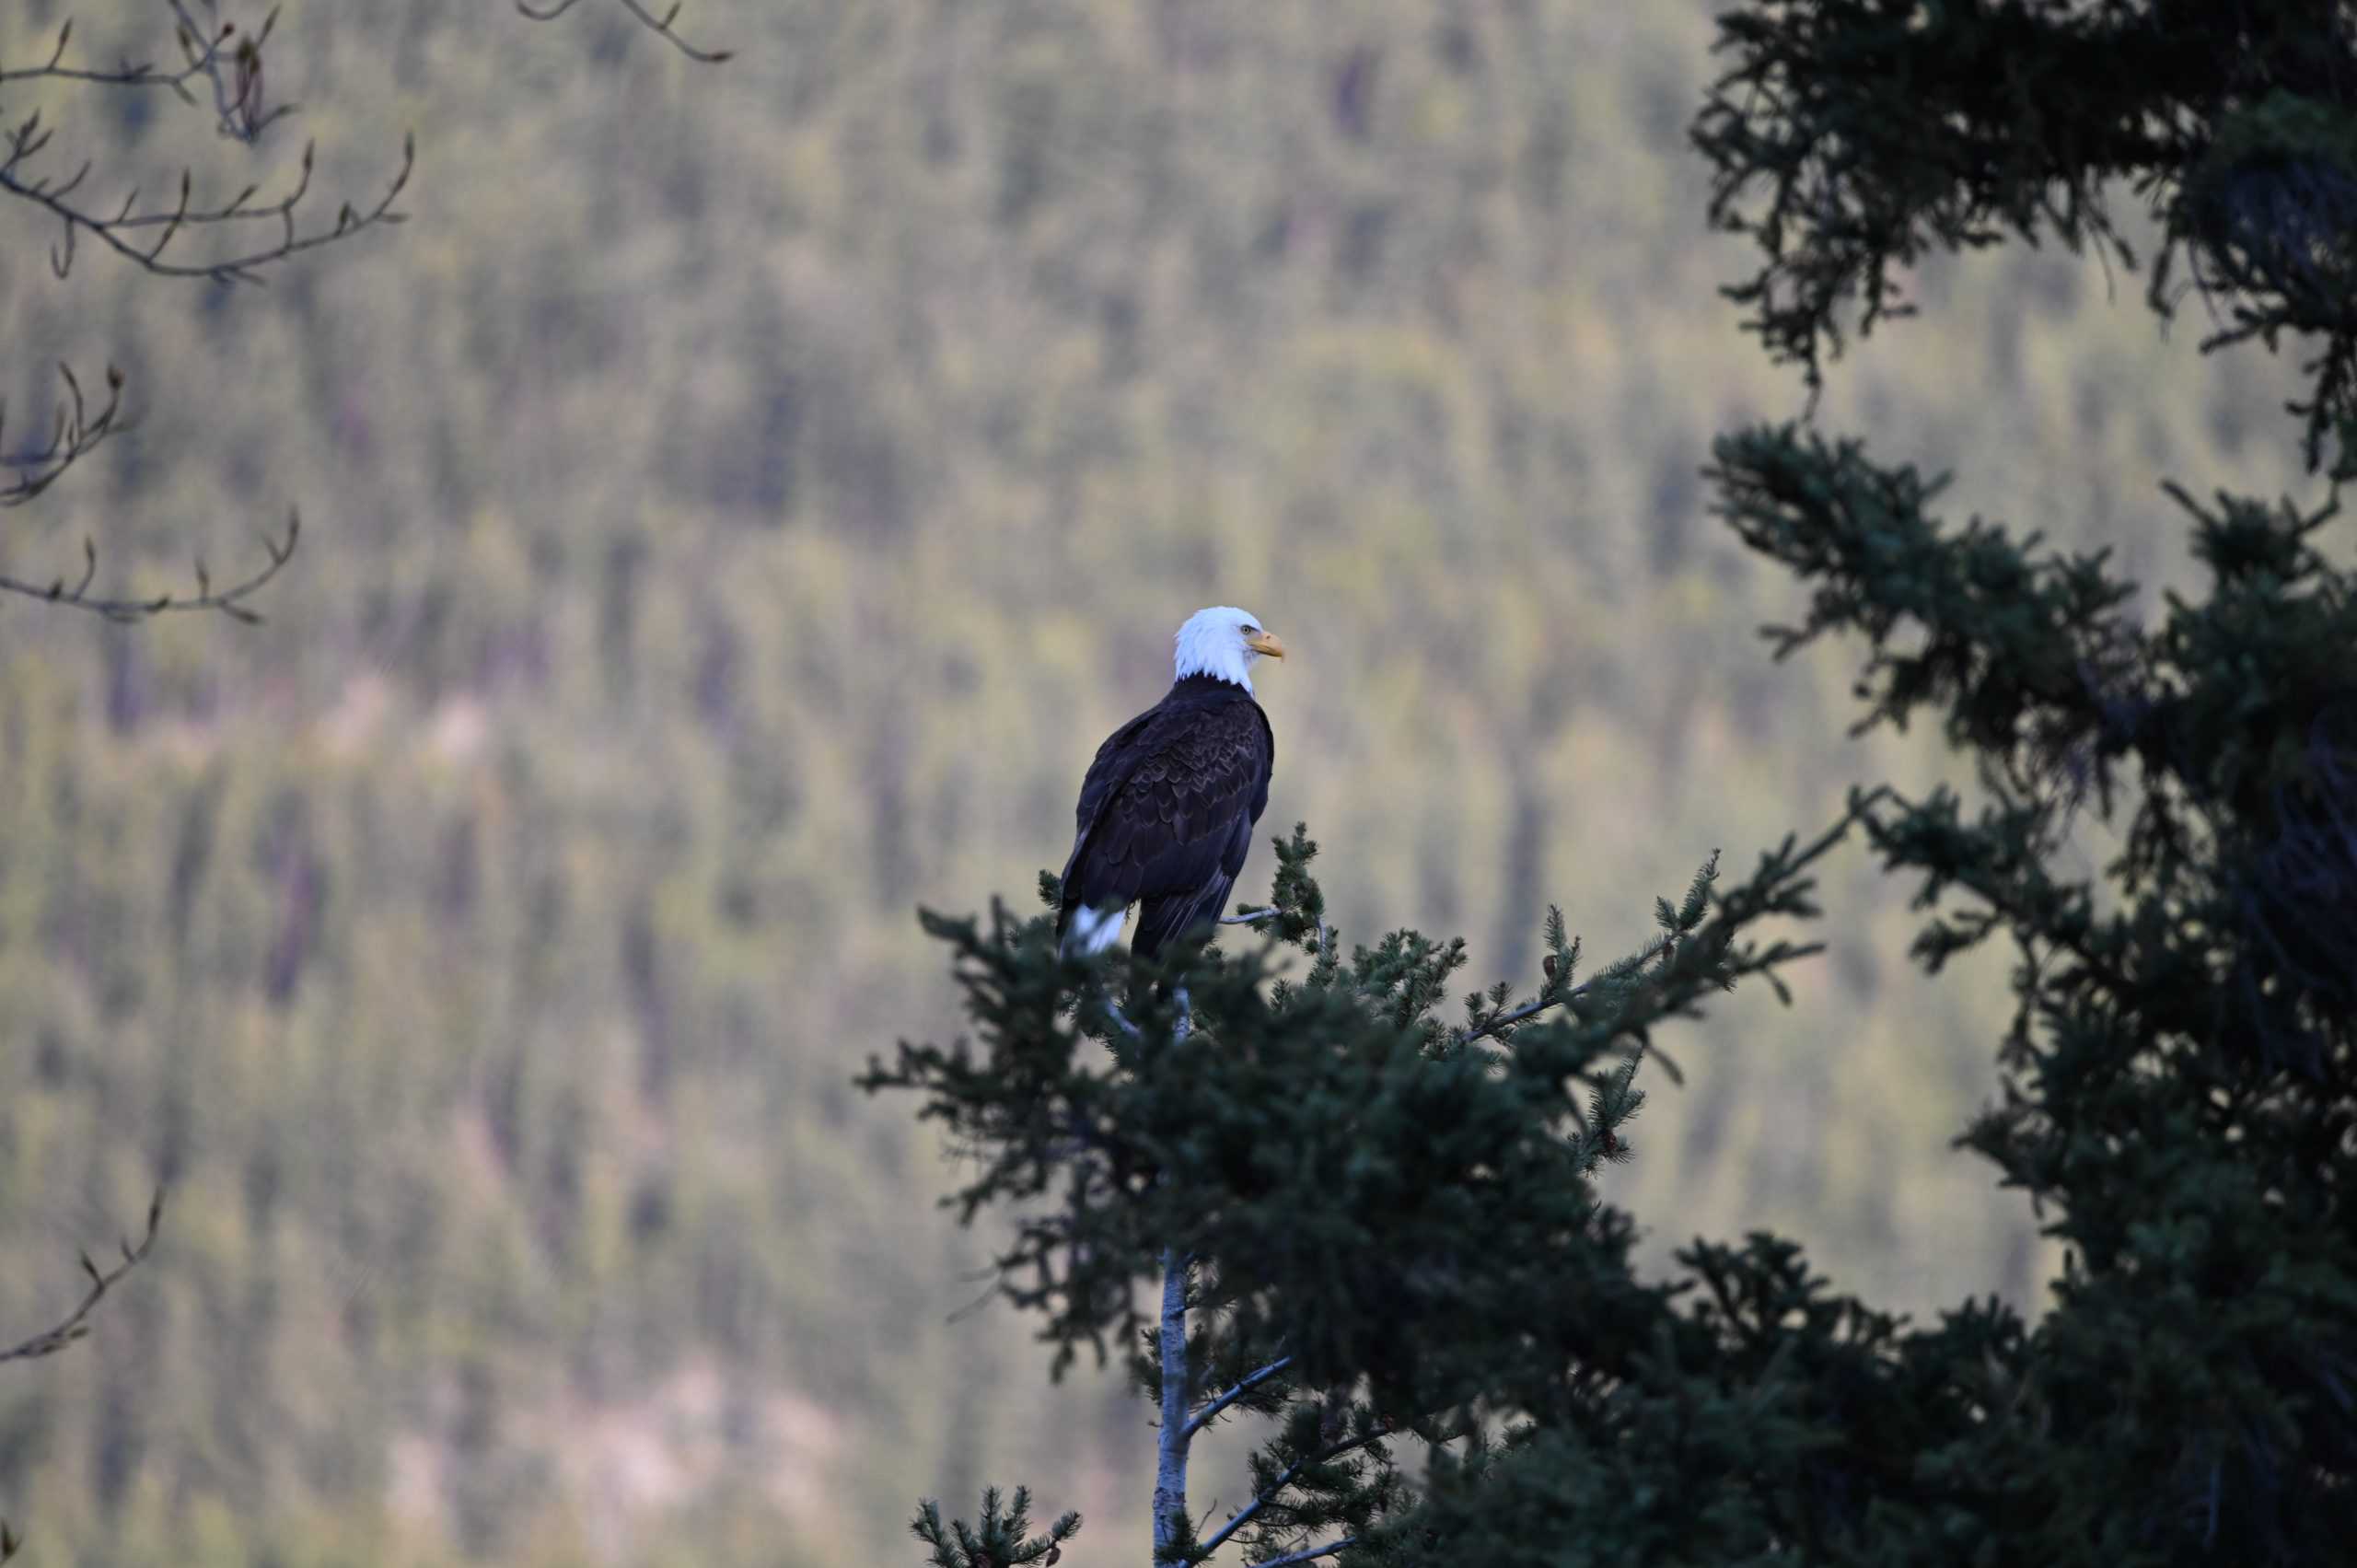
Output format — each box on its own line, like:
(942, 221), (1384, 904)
(868, 2), (2357, 1562)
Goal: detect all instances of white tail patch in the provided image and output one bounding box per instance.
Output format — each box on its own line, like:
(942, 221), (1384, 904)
(1064, 902), (1128, 957)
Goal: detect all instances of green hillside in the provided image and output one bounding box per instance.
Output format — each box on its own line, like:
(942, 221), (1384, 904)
(0, 1), (2319, 1562)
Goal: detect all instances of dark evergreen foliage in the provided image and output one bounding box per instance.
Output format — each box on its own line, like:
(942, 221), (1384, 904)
(911, 1485), (1079, 1568)
(1692, 0), (2357, 474)
(876, 2), (2357, 1562)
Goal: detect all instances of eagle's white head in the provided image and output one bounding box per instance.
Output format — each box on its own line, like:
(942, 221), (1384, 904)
(1172, 606), (1285, 692)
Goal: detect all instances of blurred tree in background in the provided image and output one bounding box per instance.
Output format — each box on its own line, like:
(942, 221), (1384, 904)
(884, 2), (2357, 1563)
(3, 0), (718, 1560)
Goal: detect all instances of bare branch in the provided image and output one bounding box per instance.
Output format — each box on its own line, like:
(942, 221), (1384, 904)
(514, 0), (735, 64)
(1, 360), (129, 508)
(0, 1188), (165, 1365)
(0, 17), (194, 95)
(159, 0), (296, 142)
(0, 1189), (168, 1562)
(1, 114), (412, 285)
(0, 507), (299, 622)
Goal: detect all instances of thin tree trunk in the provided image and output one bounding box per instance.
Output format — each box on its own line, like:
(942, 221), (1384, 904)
(1154, 990), (1195, 1563)
(1153, 1247), (1190, 1562)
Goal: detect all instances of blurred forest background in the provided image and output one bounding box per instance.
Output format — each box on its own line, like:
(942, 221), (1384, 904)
(0, 1), (2321, 1563)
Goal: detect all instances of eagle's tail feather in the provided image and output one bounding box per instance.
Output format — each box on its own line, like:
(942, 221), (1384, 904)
(1061, 902), (1128, 958)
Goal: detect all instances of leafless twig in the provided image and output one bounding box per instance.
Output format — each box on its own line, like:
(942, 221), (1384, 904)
(0, 16), (197, 93)
(1, 114), (412, 285)
(0, 1188), (166, 1365)
(4, 9), (295, 139)
(0, 1190), (168, 1562)
(1, 507), (299, 621)
(3, 7), (410, 285)
(1, 360), (129, 508)
(514, 0), (735, 64)
(162, 2), (296, 142)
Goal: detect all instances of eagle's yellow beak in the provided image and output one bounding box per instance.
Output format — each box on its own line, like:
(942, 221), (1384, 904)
(1246, 629), (1286, 660)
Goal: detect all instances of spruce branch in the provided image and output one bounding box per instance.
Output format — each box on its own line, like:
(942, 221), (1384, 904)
(1244, 1539), (1356, 1568)
(881, 809), (1869, 1561)
(1453, 970), (1597, 1048)
(911, 1487), (1080, 1568)
(1201, 1429), (1392, 1559)
(870, 807), (1857, 1388)
(1186, 1354), (1295, 1438)
(1695, 2), (2357, 470)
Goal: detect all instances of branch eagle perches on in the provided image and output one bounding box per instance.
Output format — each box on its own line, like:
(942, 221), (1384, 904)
(867, 807), (1864, 1566)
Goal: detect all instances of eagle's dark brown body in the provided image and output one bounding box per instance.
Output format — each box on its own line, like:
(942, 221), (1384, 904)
(1056, 673), (1275, 958)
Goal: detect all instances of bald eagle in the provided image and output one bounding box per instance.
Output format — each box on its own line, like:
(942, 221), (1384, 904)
(1057, 606), (1283, 958)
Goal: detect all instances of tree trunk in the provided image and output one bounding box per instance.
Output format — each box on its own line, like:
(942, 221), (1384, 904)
(1152, 1248), (1190, 1563)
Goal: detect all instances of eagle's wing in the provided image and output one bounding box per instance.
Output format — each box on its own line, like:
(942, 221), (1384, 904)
(1058, 699), (1273, 953)
(1056, 708), (1161, 941)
